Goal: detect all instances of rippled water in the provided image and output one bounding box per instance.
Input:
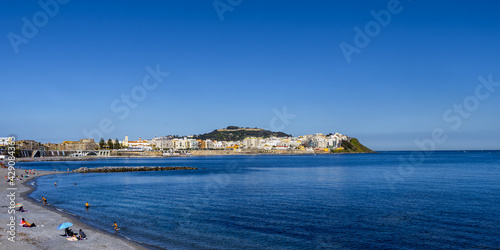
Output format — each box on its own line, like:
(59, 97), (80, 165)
(21, 151), (500, 249)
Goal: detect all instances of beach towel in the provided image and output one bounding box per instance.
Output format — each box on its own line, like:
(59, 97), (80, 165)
(67, 236), (78, 241)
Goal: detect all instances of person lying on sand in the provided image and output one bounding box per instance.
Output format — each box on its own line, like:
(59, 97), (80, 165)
(20, 218), (36, 227)
(18, 206), (27, 212)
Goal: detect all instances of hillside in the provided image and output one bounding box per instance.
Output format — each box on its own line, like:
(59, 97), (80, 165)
(194, 126), (292, 141)
(332, 138), (375, 153)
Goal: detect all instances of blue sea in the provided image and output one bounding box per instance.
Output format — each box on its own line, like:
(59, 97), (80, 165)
(20, 151), (500, 249)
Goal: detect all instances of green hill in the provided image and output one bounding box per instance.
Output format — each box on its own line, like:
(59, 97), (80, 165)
(332, 138), (375, 153)
(194, 126), (291, 141)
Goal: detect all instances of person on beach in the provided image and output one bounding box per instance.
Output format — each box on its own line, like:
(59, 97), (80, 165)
(18, 206), (26, 212)
(78, 229), (87, 240)
(21, 218), (36, 227)
(41, 197), (47, 204)
(113, 222), (118, 231)
(65, 227), (74, 236)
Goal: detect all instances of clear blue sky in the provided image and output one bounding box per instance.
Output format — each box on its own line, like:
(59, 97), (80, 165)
(1, 0), (499, 150)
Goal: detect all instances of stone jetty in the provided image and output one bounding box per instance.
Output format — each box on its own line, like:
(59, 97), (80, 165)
(73, 166), (198, 173)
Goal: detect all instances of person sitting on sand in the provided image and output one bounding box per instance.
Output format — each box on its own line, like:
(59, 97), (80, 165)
(18, 206), (26, 212)
(20, 218), (36, 227)
(65, 227), (74, 236)
(78, 229), (87, 240)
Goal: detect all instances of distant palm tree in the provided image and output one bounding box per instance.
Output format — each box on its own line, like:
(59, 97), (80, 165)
(99, 138), (105, 149)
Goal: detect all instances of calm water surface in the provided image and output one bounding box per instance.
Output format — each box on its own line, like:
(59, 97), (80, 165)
(20, 151), (500, 249)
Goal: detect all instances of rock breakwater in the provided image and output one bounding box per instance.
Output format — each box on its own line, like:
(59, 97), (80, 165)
(73, 166), (198, 173)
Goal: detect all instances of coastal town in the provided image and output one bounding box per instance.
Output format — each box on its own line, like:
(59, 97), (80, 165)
(0, 127), (363, 159)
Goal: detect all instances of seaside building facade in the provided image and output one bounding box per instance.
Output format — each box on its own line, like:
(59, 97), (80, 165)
(152, 137), (174, 150)
(0, 137), (14, 146)
(127, 137), (152, 150)
(15, 132), (348, 154)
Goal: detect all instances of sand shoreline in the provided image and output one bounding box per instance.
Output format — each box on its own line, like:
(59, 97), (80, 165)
(0, 167), (149, 249)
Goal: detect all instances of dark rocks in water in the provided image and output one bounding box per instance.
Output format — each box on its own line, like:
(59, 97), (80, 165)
(72, 166), (198, 173)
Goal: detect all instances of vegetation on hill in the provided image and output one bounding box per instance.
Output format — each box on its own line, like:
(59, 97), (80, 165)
(194, 126), (292, 141)
(331, 138), (375, 153)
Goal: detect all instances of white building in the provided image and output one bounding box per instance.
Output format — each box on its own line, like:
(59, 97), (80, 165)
(203, 139), (214, 149)
(172, 138), (187, 150)
(261, 137), (282, 150)
(212, 141), (226, 149)
(0, 137), (13, 146)
(243, 137), (260, 149)
(187, 139), (199, 149)
(127, 137), (152, 150)
(152, 137), (174, 150)
(280, 137), (302, 148)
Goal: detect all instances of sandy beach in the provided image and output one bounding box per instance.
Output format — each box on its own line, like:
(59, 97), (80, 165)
(0, 167), (146, 249)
